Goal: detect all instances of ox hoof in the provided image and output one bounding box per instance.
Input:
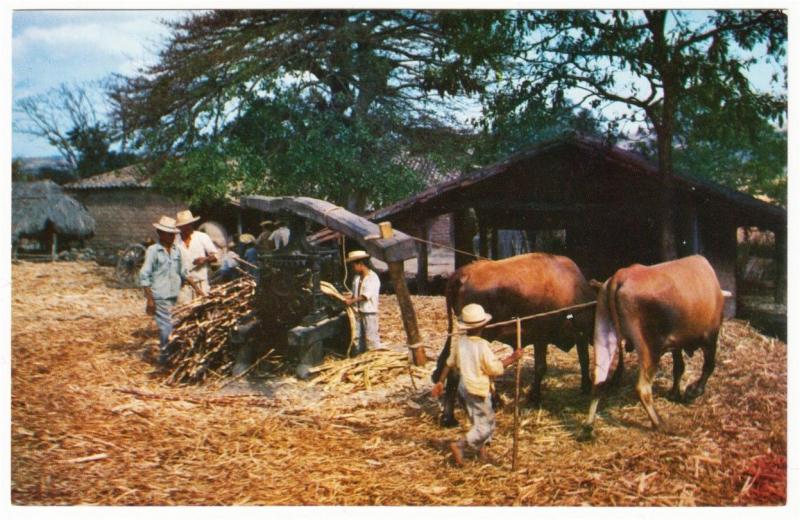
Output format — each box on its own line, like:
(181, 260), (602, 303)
(666, 390), (683, 403)
(526, 391), (542, 409)
(683, 384), (705, 402)
(577, 424), (595, 442)
(440, 415), (459, 428)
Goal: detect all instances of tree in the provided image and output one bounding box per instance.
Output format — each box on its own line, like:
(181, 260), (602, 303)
(110, 10), (516, 211)
(11, 158), (26, 182)
(15, 82), (136, 177)
(474, 103), (610, 165)
(672, 110), (787, 207)
(489, 10), (786, 259)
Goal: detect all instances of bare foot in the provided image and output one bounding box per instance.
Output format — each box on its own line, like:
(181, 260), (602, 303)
(478, 446), (493, 464)
(450, 441), (464, 467)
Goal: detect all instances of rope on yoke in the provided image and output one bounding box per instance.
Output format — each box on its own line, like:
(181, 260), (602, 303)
(405, 234), (488, 261)
(483, 301), (597, 330)
(375, 300), (599, 364)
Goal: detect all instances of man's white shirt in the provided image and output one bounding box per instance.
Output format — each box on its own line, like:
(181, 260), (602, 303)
(177, 230), (219, 284)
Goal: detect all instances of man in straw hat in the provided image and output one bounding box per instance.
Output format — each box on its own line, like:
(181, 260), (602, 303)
(431, 303), (522, 466)
(344, 250), (381, 354)
(175, 209), (218, 304)
(139, 216), (202, 365)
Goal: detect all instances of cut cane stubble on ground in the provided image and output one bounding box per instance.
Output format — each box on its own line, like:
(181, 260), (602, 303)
(11, 261), (786, 505)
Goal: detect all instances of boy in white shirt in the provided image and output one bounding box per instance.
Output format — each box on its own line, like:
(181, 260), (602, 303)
(344, 250), (381, 354)
(432, 303), (522, 466)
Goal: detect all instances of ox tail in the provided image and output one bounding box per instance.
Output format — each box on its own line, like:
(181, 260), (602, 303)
(592, 275), (625, 387)
(607, 275), (625, 357)
(432, 274), (460, 383)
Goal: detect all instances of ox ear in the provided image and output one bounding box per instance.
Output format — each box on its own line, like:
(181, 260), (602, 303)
(589, 279), (605, 292)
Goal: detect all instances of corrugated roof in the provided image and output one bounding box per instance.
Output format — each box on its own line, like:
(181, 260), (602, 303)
(65, 164), (151, 190)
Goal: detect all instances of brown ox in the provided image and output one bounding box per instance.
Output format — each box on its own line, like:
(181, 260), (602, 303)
(582, 255), (724, 436)
(432, 253), (595, 427)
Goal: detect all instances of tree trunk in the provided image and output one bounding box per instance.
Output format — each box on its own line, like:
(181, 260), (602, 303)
(344, 188), (370, 214)
(647, 10), (678, 262)
(656, 129), (678, 261)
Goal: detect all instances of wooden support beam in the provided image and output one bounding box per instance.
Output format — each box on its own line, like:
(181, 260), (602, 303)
(775, 227), (787, 305)
(452, 209), (475, 270)
(688, 206), (700, 255)
(240, 196), (417, 263)
(490, 227), (499, 260)
(51, 231), (58, 262)
(415, 221), (429, 294)
(380, 222), (425, 367)
(479, 220), (489, 259)
(702, 219), (738, 318)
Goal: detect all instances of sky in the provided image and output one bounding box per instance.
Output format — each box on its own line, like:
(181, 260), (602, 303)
(9, 7), (789, 159)
(12, 10), (190, 157)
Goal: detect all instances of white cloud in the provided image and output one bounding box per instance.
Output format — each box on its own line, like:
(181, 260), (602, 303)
(11, 11), (187, 156)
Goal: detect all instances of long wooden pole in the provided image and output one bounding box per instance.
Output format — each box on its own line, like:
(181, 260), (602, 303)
(379, 222), (426, 366)
(512, 317), (522, 471)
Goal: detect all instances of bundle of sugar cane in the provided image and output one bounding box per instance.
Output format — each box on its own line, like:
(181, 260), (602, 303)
(164, 277), (257, 385)
(307, 349), (429, 393)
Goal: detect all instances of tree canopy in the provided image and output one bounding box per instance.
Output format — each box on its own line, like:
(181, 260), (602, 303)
(486, 9), (786, 257)
(15, 83), (137, 180)
(106, 9), (787, 223)
(111, 10), (514, 211)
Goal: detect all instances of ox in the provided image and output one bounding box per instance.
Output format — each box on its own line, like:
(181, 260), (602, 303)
(582, 255), (724, 435)
(432, 253), (595, 427)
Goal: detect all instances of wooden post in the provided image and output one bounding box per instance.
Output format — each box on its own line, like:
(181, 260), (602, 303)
(687, 206), (700, 255)
(452, 210), (475, 270)
(490, 227), (499, 260)
(512, 318), (522, 471)
(479, 220), (489, 259)
(775, 226), (787, 305)
(380, 221), (426, 366)
(51, 231), (58, 261)
(416, 221), (429, 295)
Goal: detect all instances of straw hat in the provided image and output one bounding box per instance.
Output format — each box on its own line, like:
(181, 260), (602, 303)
(239, 233), (256, 245)
(175, 210), (201, 227)
(153, 216), (179, 234)
(457, 303), (493, 330)
(345, 250), (370, 263)
(259, 220), (275, 228)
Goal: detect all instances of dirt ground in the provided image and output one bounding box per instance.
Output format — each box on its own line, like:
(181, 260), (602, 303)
(10, 261), (786, 506)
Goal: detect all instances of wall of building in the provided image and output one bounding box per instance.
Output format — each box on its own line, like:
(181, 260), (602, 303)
(428, 214), (452, 246)
(68, 188), (185, 254)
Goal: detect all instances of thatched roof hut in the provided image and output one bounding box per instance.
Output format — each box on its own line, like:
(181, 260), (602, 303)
(12, 181), (96, 248)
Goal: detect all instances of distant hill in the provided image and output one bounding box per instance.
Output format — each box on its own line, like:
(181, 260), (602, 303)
(15, 156), (70, 175)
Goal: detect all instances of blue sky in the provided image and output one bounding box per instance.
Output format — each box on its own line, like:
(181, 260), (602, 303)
(12, 10), (190, 157)
(10, 8), (789, 159)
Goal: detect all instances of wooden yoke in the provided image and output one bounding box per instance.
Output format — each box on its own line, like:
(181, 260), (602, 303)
(239, 196), (426, 366)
